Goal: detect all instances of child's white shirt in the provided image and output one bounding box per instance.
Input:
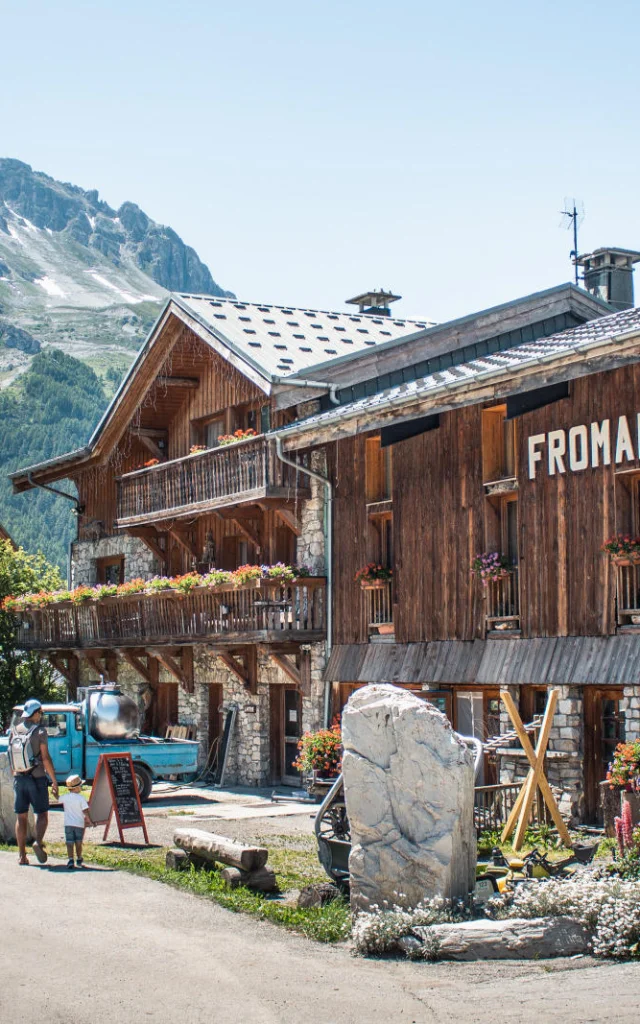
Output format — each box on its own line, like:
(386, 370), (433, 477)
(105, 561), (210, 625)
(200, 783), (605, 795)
(61, 791), (88, 828)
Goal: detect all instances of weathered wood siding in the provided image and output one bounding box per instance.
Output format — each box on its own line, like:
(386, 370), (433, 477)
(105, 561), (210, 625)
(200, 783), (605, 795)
(330, 363), (640, 644)
(392, 407), (485, 642)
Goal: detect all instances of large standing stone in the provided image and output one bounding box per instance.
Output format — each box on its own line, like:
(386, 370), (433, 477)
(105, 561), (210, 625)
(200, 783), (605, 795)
(342, 684), (476, 912)
(0, 753), (34, 843)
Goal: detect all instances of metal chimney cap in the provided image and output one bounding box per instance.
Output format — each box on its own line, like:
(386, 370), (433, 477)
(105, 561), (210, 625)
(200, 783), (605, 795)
(345, 289), (402, 310)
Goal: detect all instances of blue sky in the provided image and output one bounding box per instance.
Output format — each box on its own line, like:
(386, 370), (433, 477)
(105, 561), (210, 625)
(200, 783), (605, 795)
(2, 0), (639, 321)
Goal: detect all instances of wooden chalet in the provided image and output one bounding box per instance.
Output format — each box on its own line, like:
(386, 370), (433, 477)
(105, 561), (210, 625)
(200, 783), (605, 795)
(11, 269), (637, 804)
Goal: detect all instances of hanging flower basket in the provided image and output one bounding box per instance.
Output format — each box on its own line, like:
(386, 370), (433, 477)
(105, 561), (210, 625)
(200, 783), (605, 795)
(603, 535), (640, 564)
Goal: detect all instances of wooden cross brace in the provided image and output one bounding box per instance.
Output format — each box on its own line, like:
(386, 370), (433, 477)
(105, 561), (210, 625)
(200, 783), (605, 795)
(499, 688), (572, 850)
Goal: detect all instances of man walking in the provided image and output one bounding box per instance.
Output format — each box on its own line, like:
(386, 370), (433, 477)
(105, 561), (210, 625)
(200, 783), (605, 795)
(8, 699), (59, 865)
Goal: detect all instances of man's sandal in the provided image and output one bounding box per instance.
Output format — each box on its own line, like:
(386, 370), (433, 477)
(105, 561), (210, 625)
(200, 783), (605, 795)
(32, 842), (48, 864)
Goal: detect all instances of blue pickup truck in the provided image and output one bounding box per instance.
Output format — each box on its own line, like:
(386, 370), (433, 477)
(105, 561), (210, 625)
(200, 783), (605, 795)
(0, 686), (199, 800)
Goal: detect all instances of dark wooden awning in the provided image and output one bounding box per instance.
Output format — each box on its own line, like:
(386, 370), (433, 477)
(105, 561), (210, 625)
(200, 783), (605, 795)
(324, 636), (640, 687)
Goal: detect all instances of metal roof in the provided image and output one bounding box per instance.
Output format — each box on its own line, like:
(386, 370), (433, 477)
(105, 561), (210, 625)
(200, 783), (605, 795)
(175, 294), (435, 379)
(277, 304), (640, 440)
(325, 635), (640, 686)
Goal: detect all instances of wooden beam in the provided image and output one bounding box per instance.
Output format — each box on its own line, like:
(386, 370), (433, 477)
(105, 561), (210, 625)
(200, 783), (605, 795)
(129, 529), (168, 568)
(230, 519), (261, 552)
(119, 650), (154, 685)
(275, 508), (301, 537)
(48, 653), (79, 700)
(217, 652), (249, 687)
(500, 689), (572, 850)
(156, 376), (199, 389)
(77, 651), (108, 679)
(137, 434), (167, 462)
(168, 527), (199, 562)
(131, 427), (168, 439)
(270, 653), (300, 687)
(149, 647), (194, 694)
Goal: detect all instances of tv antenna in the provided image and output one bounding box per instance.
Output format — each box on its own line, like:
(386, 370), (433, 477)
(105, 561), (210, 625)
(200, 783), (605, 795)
(560, 198), (585, 285)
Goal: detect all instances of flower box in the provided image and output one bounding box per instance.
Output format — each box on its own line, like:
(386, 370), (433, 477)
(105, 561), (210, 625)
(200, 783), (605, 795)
(360, 579), (387, 591)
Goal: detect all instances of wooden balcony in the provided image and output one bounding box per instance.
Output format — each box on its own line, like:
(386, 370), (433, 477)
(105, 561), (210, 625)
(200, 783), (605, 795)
(616, 561), (640, 627)
(14, 579), (326, 651)
(116, 436), (310, 527)
(363, 579), (394, 638)
(485, 567), (520, 634)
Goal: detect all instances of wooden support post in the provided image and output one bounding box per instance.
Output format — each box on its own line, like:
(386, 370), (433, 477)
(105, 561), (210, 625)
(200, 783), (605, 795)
(215, 648), (257, 694)
(500, 688), (572, 850)
(77, 650), (108, 680)
(230, 518), (261, 553)
(48, 653), (79, 700)
(299, 648), (311, 698)
(131, 530), (168, 570)
(119, 650), (155, 685)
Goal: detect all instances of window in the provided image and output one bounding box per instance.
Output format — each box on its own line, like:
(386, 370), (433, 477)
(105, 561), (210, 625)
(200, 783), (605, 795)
(365, 437), (392, 502)
(205, 418), (226, 448)
(96, 556), (125, 586)
(41, 713), (67, 737)
(482, 405), (516, 482)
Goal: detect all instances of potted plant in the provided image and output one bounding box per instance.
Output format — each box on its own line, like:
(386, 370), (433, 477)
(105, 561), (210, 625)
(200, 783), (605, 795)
(470, 551), (514, 584)
(354, 563), (393, 590)
(602, 535), (640, 564)
(293, 724), (342, 795)
(607, 741), (640, 827)
(217, 428), (258, 446)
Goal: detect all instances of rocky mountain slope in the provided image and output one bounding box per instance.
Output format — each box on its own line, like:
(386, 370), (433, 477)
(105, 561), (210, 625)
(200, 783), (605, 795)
(0, 158), (233, 563)
(0, 158), (232, 385)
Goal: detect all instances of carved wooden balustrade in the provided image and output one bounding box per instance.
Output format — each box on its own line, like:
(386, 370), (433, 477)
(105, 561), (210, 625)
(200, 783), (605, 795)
(116, 436), (309, 526)
(484, 567), (520, 633)
(15, 578), (326, 651)
(616, 561), (640, 626)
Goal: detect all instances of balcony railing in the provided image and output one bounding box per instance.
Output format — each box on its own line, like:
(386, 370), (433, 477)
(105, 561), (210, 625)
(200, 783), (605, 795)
(485, 567), (520, 633)
(116, 436), (309, 526)
(616, 561), (640, 626)
(15, 579), (326, 651)
(363, 579), (394, 638)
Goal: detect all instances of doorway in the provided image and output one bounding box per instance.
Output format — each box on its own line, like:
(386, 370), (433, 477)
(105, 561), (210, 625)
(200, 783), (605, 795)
(584, 687), (625, 823)
(453, 688), (500, 785)
(269, 685), (302, 786)
(145, 682), (178, 738)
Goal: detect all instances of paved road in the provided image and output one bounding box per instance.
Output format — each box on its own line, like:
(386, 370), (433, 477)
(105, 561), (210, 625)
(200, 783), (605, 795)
(2, 853), (640, 1024)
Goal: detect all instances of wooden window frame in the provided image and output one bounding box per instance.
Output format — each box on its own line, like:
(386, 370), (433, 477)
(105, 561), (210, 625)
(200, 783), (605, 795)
(482, 405), (517, 484)
(96, 555), (125, 586)
(365, 436), (393, 504)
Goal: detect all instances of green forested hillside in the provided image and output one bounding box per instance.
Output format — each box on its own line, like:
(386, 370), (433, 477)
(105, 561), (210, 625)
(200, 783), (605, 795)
(0, 349), (109, 570)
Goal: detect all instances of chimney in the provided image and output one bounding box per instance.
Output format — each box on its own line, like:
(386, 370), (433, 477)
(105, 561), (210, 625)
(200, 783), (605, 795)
(574, 247), (640, 311)
(345, 289), (401, 317)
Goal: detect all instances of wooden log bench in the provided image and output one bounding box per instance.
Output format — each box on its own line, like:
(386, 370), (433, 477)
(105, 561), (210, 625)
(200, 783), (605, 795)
(170, 828), (276, 890)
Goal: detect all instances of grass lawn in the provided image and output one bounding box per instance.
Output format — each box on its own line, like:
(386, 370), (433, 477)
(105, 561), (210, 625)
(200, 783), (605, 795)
(0, 833), (351, 944)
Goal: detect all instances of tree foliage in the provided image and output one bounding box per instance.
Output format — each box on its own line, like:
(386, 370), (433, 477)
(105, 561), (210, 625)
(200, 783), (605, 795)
(0, 348), (109, 570)
(0, 538), (66, 726)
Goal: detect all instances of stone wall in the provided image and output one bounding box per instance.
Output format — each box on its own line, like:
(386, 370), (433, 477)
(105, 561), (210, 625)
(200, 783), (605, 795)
(497, 684), (584, 824)
(621, 684), (640, 742)
(70, 536), (158, 588)
(78, 641), (326, 787)
(296, 449), (327, 574)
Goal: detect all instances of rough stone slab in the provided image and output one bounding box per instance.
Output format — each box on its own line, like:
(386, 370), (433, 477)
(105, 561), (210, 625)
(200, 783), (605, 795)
(342, 684), (476, 913)
(412, 916), (589, 960)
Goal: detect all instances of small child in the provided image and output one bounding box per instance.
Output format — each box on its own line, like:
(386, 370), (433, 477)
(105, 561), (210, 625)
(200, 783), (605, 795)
(61, 774), (92, 869)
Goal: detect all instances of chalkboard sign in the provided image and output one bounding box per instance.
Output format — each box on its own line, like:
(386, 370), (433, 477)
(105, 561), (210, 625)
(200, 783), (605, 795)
(89, 752), (149, 844)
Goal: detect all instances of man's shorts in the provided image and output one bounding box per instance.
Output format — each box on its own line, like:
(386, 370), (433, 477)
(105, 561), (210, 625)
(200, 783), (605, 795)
(13, 774), (49, 815)
(64, 826), (85, 843)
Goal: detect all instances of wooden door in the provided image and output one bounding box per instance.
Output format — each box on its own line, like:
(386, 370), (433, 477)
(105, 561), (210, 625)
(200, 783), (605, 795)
(207, 683), (223, 772)
(269, 685), (302, 786)
(145, 682), (178, 738)
(584, 686), (625, 824)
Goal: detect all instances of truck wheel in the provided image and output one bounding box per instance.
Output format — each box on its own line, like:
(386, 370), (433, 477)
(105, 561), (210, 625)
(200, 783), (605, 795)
(133, 765), (153, 802)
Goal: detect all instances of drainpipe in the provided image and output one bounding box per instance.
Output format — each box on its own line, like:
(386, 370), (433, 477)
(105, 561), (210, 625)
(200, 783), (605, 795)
(27, 472), (84, 586)
(274, 436), (334, 727)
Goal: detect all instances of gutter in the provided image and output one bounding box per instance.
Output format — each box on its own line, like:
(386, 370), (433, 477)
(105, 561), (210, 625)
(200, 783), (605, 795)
(274, 436), (334, 728)
(272, 377), (340, 405)
(275, 322), (640, 448)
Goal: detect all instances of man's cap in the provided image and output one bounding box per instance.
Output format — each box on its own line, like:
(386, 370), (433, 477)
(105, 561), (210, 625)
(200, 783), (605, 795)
(65, 774), (84, 790)
(21, 699), (42, 719)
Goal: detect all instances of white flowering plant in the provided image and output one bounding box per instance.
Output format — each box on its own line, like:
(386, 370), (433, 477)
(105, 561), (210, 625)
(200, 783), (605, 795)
(352, 895), (468, 956)
(490, 874), (640, 958)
